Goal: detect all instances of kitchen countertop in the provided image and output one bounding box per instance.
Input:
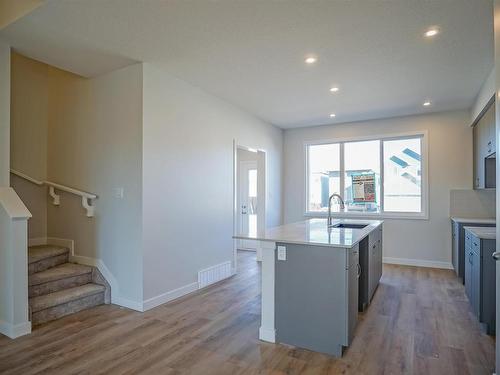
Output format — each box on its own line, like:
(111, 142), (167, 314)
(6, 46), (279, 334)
(464, 226), (496, 240)
(450, 217), (496, 224)
(233, 218), (383, 248)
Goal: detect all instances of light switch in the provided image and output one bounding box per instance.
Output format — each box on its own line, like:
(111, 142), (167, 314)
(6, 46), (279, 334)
(277, 245), (287, 261)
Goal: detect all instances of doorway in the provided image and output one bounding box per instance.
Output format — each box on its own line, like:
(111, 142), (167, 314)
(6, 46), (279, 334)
(233, 144), (266, 269)
(238, 158), (258, 250)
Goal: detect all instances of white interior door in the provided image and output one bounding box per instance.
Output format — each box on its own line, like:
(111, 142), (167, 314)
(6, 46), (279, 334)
(238, 160), (258, 250)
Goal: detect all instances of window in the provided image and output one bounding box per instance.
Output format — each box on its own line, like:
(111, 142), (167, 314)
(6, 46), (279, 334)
(306, 133), (426, 218)
(383, 138), (422, 213)
(307, 143), (340, 212)
(344, 140), (380, 213)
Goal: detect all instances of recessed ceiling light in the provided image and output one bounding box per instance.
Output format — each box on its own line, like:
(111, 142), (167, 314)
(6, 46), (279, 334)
(330, 87), (340, 93)
(305, 56), (317, 64)
(424, 27), (440, 38)
(329, 113), (336, 118)
(423, 101), (432, 107)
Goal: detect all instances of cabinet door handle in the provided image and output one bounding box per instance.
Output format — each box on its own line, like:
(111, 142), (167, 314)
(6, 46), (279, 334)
(493, 252), (500, 261)
(357, 263), (361, 278)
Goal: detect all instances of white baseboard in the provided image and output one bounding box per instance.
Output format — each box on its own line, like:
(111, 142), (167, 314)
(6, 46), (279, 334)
(71, 254), (143, 312)
(383, 257), (453, 270)
(143, 282), (199, 311)
(31, 237), (237, 313)
(259, 327), (276, 343)
(0, 320), (31, 339)
(198, 261), (232, 288)
(30, 237), (143, 312)
(144, 260), (235, 311)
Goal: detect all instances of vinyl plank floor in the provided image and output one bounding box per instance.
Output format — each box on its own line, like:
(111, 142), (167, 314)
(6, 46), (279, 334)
(0, 251), (495, 374)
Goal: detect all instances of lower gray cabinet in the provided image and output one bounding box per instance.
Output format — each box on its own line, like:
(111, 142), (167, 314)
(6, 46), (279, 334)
(347, 246), (359, 344)
(464, 244), (472, 302)
(368, 226), (383, 302)
(451, 222), (460, 275)
(451, 220), (495, 283)
(464, 229), (496, 335)
(471, 250), (480, 318)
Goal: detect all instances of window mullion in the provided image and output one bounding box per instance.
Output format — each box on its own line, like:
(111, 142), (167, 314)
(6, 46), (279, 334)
(380, 140), (384, 213)
(339, 142), (345, 199)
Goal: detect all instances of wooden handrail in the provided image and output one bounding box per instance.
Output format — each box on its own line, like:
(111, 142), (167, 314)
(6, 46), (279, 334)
(10, 169), (97, 217)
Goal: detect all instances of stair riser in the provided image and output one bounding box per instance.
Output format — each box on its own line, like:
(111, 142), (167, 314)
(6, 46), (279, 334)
(29, 273), (93, 298)
(29, 254), (69, 275)
(31, 292), (105, 325)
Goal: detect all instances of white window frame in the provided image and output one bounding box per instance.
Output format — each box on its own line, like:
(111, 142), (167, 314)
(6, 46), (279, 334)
(304, 130), (429, 220)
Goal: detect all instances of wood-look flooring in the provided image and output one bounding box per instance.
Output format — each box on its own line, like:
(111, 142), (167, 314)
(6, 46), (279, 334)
(0, 251), (495, 374)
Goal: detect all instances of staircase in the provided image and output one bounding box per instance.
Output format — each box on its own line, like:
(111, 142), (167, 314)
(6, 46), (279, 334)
(28, 244), (110, 326)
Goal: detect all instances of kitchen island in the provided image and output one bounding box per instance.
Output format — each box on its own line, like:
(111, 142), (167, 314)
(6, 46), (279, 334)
(234, 218), (383, 357)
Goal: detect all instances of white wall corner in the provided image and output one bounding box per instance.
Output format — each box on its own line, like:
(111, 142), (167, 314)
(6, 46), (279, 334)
(0, 320), (31, 339)
(383, 257), (453, 270)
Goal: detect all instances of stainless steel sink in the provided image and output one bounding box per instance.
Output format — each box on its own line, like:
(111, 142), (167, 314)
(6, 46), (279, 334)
(329, 223), (368, 229)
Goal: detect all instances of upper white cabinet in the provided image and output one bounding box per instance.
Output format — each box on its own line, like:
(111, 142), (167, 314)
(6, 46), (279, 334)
(473, 99), (496, 189)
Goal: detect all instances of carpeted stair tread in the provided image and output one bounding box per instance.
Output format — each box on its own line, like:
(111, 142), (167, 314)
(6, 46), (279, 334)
(29, 263), (92, 286)
(28, 245), (69, 264)
(30, 284), (105, 313)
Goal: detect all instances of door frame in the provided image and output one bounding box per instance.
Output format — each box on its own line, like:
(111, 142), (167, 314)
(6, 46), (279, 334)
(233, 140), (267, 274)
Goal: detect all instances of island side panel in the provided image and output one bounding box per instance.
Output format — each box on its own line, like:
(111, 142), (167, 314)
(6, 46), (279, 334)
(259, 240), (276, 342)
(274, 242), (350, 357)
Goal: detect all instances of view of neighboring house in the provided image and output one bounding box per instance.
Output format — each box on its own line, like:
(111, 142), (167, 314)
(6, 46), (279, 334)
(0, 1), (500, 374)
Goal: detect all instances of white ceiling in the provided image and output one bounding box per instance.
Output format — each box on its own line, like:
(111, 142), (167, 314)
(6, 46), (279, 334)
(0, 0), (494, 128)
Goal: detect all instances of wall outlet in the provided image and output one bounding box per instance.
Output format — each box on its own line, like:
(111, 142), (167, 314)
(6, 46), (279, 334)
(277, 245), (287, 261)
(114, 187), (124, 199)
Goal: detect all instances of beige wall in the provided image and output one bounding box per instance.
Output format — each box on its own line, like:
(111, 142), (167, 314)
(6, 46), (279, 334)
(0, 0), (42, 30)
(10, 52), (48, 237)
(142, 63), (283, 301)
(283, 110), (472, 267)
(9, 53), (144, 305)
(11, 52), (48, 180)
(0, 40), (9, 186)
(46, 63), (143, 304)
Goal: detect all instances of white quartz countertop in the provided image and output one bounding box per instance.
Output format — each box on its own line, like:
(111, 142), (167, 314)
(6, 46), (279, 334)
(233, 218), (383, 248)
(450, 217), (496, 224)
(463, 226), (496, 240)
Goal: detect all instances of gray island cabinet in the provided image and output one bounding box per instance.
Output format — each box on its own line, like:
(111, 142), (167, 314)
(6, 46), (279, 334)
(234, 218), (383, 357)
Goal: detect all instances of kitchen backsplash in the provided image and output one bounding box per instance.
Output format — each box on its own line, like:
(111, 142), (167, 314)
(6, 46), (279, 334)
(450, 189), (496, 218)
